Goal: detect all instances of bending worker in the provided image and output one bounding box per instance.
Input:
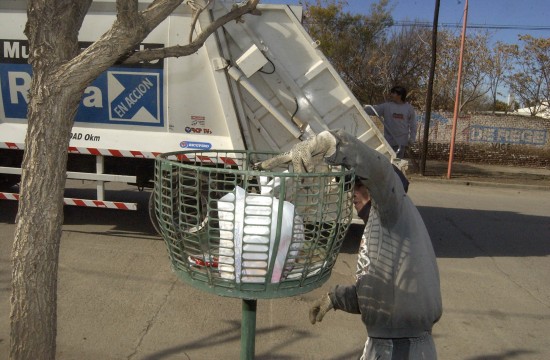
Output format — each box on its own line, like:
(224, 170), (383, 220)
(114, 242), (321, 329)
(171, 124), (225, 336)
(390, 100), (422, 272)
(259, 130), (442, 360)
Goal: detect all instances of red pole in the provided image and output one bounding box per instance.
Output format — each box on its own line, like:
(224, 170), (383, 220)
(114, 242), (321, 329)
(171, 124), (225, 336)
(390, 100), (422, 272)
(447, 0), (468, 179)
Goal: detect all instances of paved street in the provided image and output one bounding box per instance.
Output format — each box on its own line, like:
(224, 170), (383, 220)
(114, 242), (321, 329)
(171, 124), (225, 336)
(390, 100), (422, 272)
(1, 180), (549, 359)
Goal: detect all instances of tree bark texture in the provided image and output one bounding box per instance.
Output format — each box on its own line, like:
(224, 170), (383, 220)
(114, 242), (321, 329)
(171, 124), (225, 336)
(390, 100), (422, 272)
(10, 1), (95, 359)
(10, 80), (82, 360)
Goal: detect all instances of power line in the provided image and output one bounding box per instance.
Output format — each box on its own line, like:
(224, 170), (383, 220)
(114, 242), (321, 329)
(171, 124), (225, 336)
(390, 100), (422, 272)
(393, 21), (550, 31)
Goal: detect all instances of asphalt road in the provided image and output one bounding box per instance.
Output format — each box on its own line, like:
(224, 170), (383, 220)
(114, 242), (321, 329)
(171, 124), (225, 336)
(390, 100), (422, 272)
(1, 181), (549, 359)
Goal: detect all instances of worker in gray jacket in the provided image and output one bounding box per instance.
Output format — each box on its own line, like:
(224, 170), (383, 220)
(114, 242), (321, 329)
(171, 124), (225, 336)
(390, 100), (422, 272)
(365, 86), (417, 159)
(259, 130), (442, 360)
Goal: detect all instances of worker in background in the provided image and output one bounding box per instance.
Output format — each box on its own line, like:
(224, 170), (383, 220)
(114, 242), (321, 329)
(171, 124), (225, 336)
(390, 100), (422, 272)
(259, 130), (442, 360)
(365, 86), (417, 159)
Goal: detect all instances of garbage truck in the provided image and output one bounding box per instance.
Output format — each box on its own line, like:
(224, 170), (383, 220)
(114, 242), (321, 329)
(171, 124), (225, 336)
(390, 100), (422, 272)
(0, 0), (394, 217)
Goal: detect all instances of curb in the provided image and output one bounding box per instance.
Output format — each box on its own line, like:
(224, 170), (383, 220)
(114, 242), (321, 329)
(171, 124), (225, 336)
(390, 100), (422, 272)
(408, 176), (550, 191)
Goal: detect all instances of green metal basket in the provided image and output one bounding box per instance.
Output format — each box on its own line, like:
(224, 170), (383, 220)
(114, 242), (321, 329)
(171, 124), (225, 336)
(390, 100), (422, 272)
(153, 149), (355, 300)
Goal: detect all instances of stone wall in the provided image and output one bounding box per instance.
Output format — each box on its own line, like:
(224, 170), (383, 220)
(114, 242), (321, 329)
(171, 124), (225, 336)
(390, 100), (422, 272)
(413, 113), (550, 168)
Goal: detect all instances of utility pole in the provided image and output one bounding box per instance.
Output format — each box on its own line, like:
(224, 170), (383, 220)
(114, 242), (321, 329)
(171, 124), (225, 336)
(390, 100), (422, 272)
(420, 0), (441, 175)
(447, 0), (468, 179)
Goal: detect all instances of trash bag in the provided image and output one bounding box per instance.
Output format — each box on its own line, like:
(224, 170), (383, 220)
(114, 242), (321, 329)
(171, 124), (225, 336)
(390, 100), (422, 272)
(217, 186), (304, 283)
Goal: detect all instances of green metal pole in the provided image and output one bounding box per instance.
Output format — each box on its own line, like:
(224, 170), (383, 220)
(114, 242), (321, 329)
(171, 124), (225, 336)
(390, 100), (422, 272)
(241, 299), (257, 360)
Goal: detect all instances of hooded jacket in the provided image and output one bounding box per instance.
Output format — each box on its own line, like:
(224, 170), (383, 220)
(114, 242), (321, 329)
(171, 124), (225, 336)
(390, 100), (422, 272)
(365, 102), (417, 147)
(327, 129), (442, 339)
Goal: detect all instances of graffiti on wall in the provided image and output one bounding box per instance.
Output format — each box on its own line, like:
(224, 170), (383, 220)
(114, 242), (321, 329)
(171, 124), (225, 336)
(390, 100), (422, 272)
(469, 125), (547, 145)
(419, 112), (450, 124)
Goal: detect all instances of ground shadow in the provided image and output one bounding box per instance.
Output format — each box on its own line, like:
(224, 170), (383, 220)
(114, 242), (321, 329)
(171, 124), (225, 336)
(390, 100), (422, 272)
(140, 319), (361, 360)
(465, 349), (536, 360)
(3, 194), (549, 257)
(419, 206), (550, 258)
(340, 206), (550, 258)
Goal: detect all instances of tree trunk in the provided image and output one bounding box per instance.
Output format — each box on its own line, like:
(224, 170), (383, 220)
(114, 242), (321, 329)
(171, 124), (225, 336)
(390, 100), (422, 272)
(10, 76), (82, 359)
(9, 1), (259, 358)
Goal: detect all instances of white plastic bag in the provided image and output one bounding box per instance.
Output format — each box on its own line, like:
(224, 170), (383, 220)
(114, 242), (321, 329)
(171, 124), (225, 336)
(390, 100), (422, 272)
(217, 186), (303, 283)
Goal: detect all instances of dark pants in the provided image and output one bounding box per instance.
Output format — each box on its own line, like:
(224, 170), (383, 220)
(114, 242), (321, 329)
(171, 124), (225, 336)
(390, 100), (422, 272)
(391, 145), (408, 159)
(360, 332), (437, 360)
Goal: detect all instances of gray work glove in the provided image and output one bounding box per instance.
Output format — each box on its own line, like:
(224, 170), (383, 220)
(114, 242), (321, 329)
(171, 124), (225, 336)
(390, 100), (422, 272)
(309, 293), (334, 324)
(258, 131), (337, 173)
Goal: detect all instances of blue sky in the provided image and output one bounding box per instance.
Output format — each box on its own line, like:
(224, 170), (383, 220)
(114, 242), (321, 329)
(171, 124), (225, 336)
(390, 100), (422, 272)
(266, 0), (550, 45)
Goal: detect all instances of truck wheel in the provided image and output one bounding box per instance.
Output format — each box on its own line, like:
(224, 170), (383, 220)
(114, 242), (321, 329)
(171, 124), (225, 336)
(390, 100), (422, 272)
(0, 175), (20, 191)
(0, 151), (21, 190)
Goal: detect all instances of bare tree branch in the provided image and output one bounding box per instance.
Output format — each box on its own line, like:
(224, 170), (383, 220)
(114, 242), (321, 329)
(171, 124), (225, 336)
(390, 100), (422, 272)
(57, 0), (184, 86)
(141, 0), (184, 30)
(124, 0), (260, 64)
(189, 0), (215, 43)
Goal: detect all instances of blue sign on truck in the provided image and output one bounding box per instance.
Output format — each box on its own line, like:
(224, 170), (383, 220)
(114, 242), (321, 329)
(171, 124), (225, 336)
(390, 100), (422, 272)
(0, 39), (164, 127)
